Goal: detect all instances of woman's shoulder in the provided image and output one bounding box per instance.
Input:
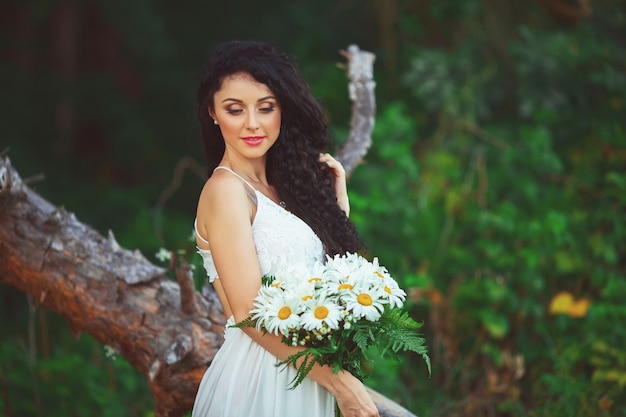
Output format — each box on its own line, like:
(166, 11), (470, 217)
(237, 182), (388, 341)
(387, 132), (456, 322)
(199, 169), (250, 209)
(195, 169), (255, 248)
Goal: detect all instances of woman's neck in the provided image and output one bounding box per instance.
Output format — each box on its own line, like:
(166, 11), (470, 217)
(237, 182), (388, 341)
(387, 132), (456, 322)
(221, 156), (285, 208)
(222, 157), (268, 187)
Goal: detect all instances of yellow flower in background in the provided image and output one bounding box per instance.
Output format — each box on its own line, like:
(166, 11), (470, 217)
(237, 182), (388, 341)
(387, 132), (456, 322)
(568, 298), (590, 318)
(549, 291), (590, 318)
(549, 291), (574, 314)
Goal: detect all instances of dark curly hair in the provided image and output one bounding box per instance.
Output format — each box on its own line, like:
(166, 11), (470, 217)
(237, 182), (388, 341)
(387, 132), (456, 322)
(197, 40), (361, 255)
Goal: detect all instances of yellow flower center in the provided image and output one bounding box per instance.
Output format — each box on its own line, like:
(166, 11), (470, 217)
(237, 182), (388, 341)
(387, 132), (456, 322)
(357, 293), (373, 306)
(375, 272), (385, 279)
(384, 286), (392, 294)
(338, 283), (353, 290)
(271, 281), (282, 288)
(314, 306), (329, 320)
(308, 277), (322, 283)
(278, 306), (292, 320)
(301, 295), (312, 301)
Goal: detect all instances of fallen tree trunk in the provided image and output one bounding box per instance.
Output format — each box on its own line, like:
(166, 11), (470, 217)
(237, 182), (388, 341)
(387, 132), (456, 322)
(0, 155), (226, 417)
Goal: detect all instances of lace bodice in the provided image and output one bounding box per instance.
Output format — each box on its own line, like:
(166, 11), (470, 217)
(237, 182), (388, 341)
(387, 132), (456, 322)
(196, 167), (324, 283)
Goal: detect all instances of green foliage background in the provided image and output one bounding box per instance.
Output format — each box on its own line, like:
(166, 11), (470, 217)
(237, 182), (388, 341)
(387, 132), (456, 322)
(1, 1), (625, 416)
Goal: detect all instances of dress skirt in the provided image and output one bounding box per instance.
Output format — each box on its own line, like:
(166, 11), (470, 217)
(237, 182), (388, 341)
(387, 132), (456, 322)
(192, 316), (335, 417)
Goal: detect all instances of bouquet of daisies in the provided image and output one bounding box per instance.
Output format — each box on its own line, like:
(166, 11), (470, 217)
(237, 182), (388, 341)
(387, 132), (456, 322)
(234, 252), (430, 388)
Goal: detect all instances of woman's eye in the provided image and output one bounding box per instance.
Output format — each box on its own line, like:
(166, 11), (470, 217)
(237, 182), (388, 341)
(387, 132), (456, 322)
(226, 108), (243, 115)
(259, 106), (275, 113)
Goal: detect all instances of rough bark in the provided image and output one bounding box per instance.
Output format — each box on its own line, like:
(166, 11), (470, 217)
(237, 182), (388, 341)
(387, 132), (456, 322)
(0, 46), (416, 417)
(0, 156), (226, 417)
(336, 44), (377, 178)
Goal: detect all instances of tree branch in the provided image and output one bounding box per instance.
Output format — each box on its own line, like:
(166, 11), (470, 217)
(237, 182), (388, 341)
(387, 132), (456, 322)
(336, 44), (377, 177)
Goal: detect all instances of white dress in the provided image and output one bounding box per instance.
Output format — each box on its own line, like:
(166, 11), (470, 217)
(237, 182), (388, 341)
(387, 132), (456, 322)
(191, 166), (335, 417)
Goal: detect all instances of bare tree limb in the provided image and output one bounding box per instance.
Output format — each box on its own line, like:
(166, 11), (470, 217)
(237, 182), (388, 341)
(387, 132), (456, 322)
(336, 44), (377, 177)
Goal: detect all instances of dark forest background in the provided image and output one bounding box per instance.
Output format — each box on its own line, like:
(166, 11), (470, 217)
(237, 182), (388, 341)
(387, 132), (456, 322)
(1, 0), (625, 416)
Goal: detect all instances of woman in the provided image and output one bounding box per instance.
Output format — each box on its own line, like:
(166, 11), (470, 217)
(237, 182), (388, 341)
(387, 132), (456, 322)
(192, 40), (379, 417)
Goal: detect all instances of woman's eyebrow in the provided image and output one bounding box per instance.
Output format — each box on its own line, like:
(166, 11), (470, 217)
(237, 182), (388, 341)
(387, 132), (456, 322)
(221, 95), (276, 104)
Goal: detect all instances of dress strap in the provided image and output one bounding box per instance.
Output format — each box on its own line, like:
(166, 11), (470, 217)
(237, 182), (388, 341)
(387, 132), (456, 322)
(194, 218), (209, 244)
(214, 166), (254, 188)
(213, 166), (258, 204)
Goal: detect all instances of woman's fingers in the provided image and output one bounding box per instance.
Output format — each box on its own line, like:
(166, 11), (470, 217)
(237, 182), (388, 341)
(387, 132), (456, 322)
(319, 154), (350, 216)
(319, 153), (345, 176)
(334, 372), (380, 417)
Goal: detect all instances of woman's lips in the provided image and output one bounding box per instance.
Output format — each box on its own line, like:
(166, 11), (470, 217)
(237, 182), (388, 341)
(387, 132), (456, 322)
(241, 136), (264, 146)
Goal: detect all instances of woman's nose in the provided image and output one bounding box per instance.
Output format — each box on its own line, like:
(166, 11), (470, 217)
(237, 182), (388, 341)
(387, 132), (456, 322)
(246, 112), (259, 130)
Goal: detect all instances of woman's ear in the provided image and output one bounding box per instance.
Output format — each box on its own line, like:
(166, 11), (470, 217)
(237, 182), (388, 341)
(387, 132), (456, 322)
(208, 107), (219, 125)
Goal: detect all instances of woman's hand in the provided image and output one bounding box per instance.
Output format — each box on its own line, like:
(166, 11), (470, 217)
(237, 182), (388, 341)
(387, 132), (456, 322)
(319, 153), (350, 216)
(331, 371), (380, 417)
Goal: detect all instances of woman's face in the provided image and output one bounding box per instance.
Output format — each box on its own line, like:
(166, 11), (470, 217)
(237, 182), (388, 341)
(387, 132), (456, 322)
(211, 72), (281, 163)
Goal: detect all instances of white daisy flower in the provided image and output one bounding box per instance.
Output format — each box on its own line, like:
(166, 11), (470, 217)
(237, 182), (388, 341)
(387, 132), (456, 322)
(250, 286), (300, 334)
(301, 294), (344, 331)
(379, 278), (406, 309)
(330, 275), (371, 307)
(254, 290), (303, 336)
(250, 285), (281, 324)
(325, 252), (366, 273)
(305, 262), (329, 291)
(155, 247), (172, 263)
(344, 287), (386, 322)
(280, 261), (314, 286)
(292, 279), (318, 304)
(325, 255), (376, 292)
(356, 257), (405, 308)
